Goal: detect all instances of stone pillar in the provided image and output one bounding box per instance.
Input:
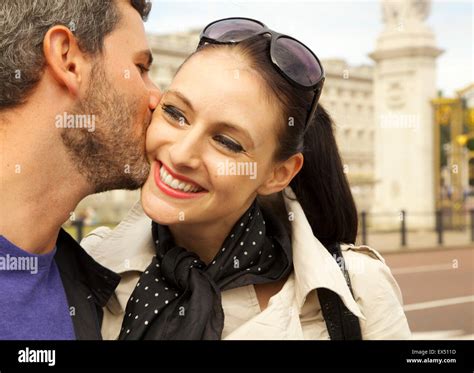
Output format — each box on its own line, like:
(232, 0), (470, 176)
(369, 0), (443, 230)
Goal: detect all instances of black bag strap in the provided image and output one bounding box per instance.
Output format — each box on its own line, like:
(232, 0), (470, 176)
(316, 242), (362, 340)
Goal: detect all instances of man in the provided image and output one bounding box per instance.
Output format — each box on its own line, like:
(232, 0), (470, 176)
(0, 0), (161, 339)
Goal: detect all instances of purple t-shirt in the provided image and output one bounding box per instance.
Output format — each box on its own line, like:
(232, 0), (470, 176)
(0, 236), (75, 340)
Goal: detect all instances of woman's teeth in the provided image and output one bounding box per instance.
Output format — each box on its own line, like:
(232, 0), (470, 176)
(159, 166), (203, 193)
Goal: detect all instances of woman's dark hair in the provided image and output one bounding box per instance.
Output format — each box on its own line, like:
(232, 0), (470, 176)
(186, 36), (358, 246)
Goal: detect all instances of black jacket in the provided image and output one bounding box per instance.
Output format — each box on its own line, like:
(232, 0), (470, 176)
(54, 229), (121, 340)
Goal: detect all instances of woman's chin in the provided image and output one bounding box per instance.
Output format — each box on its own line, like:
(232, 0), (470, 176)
(140, 182), (190, 225)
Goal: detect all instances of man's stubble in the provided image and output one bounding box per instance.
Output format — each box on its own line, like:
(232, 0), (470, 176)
(61, 62), (151, 193)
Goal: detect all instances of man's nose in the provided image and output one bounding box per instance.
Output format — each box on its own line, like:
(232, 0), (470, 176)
(148, 82), (162, 111)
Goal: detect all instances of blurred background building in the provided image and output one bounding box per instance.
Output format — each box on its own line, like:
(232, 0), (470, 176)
(74, 0), (473, 233)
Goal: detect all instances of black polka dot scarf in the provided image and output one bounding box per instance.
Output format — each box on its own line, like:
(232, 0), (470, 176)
(118, 199), (292, 340)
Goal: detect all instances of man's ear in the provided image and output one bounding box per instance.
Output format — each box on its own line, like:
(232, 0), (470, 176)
(257, 153), (304, 196)
(43, 25), (87, 97)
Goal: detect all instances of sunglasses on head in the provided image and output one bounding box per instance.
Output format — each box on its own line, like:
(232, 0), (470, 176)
(198, 17), (325, 129)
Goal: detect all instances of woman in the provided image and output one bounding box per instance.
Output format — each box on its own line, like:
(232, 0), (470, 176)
(82, 18), (411, 340)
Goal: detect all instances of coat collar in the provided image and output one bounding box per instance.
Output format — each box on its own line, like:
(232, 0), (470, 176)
(90, 188), (364, 320)
(282, 187), (364, 320)
(85, 203), (156, 274)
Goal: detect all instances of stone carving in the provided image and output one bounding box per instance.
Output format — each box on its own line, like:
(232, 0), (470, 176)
(382, 0), (431, 28)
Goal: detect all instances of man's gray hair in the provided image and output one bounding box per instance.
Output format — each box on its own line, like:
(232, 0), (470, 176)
(0, 0), (151, 110)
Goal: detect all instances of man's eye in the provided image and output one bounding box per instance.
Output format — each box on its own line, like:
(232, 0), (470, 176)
(213, 135), (245, 153)
(136, 64), (150, 74)
(162, 104), (187, 125)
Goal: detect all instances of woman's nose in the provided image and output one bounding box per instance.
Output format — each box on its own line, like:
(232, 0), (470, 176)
(168, 131), (202, 170)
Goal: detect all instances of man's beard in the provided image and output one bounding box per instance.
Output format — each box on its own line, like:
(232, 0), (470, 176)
(60, 63), (151, 193)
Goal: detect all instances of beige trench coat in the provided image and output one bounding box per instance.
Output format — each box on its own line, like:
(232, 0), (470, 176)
(81, 187), (411, 340)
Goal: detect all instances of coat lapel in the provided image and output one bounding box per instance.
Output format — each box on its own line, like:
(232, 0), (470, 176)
(224, 273), (304, 340)
(282, 187), (365, 320)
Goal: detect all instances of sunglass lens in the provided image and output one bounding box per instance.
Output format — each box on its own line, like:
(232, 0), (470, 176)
(273, 37), (322, 87)
(204, 19), (264, 43)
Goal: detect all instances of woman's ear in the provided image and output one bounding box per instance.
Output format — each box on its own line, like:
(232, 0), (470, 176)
(42, 25), (86, 97)
(257, 153), (304, 196)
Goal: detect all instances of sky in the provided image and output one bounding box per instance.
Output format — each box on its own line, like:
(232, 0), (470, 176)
(144, 0), (473, 97)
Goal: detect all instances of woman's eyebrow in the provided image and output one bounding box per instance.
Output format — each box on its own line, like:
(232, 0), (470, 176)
(164, 90), (195, 111)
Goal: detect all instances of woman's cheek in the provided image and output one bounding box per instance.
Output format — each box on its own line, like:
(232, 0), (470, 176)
(220, 174), (246, 197)
(146, 119), (170, 155)
(145, 120), (158, 152)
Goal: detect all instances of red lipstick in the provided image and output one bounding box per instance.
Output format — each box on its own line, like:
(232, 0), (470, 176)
(153, 161), (208, 200)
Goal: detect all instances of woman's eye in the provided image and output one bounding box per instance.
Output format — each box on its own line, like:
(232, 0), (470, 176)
(213, 135), (245, 153)
(162, 104), (187, 125)
(160, 106), (243, 153)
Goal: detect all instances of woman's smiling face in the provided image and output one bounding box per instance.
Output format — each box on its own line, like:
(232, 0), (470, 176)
(141, 48), (292, 226)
